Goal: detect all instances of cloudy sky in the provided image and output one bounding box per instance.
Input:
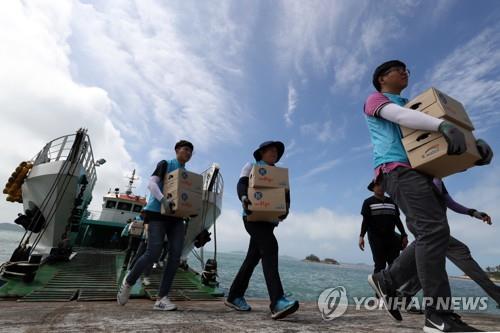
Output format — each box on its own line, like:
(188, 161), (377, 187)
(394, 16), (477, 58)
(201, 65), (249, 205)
(1, 0), (500, 274)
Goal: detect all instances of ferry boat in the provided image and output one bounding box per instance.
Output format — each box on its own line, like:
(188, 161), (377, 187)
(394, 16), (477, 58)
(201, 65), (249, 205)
(0, 129), (224, 302)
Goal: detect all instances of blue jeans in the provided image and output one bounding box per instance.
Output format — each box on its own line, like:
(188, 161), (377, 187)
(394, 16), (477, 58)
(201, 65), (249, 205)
(126, 216), (185, 298)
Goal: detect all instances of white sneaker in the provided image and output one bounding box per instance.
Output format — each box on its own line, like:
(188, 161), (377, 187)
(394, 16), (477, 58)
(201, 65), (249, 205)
(117, 279), (132, 305)
(142, 277), (151, 286)
(153, 296), (177, 311)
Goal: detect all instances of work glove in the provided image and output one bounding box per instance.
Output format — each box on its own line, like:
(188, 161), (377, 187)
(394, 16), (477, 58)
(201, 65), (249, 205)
(438, 121), (466, 155)
(241, 195), (252, 215)
(468, 209), (492, 225)
(475, 139), (493, 166)
(161, 196), (175, 214)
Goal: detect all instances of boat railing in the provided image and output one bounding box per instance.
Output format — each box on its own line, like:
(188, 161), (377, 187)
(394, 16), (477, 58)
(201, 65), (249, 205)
(31, 132), (97, 189)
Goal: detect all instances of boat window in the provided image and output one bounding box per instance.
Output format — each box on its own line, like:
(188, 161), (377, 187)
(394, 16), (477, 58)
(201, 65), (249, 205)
(105, 200), (117, 209)
(132, 205), (143, 213)
(117, 202), (132, 211)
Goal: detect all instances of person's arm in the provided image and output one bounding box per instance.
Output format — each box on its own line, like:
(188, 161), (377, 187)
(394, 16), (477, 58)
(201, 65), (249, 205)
(379, 103), (443, 131)
(364, 93), (465, 155)
(237, 162), (252, 200)
(359, 216), (367, 251)
(237, 163), (252, 214)
(440, 181), (492, 224)
(359, 201), (370, 251)
(237, 177), (249, 200)
(443, 192), (471, 215)
(147, 176), (164, 202)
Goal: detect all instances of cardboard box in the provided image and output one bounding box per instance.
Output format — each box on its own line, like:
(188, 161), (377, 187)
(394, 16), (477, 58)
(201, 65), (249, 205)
(246, 188), (286, 222)
(129, 221), (144, 237)
(165, 169), (203, 194)
(401, 87), (475, 137)
(249, 165), (289, 189)
(161, 189), (202, 218)
(402, 125), (480, 178)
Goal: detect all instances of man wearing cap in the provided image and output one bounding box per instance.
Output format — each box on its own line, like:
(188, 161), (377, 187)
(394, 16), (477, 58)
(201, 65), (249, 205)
(398, 177), (500, 311)
(363, 60), (493, 332)
(359, 180), (408, 274)
(225, 141), (299, 320)
(117, 140), (194, 311)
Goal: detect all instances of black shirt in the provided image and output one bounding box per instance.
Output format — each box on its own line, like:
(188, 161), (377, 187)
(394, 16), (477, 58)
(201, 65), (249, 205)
(360, 195), (407, 238)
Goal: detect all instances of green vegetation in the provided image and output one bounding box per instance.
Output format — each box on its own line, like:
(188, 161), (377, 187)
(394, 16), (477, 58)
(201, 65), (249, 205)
(485, 266), (500, 280)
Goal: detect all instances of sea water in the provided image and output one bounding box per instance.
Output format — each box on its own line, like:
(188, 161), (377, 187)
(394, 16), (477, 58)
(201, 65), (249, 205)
(1, 229), (499, 314)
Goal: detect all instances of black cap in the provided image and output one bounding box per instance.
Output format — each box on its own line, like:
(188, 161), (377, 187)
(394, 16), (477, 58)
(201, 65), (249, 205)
(372, 60), (406, 92)
(253, 141), (285, 163)
(174, 140), (194, 151)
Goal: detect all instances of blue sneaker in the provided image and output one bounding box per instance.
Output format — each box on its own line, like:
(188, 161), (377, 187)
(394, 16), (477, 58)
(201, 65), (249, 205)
(224, 297), (251, 311)
(271, 296), (299, 320)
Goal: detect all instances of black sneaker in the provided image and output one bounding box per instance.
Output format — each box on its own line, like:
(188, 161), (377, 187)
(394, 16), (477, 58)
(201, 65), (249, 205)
(424, 312), (482, 332)
(368, 273), (402, 321)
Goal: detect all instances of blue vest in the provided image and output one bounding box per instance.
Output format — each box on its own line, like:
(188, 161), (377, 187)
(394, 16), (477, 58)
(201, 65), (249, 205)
(143, 158), (185, 213)
(365, 93), (409, 168)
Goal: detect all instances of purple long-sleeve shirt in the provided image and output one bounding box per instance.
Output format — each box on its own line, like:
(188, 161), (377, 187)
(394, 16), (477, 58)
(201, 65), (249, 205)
(433, 178), (471, 215)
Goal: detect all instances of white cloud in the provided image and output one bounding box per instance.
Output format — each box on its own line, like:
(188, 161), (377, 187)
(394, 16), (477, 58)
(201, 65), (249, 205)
(0, 1), (136, 220)
(300, 120), (346, 143)
(0, 0), (256, 221)
(285, 82), (298, 126)
(414, 24), (500, 131)
(277, 207), (362, 261)
(67, 0), (249, 152)
(298, 158), (340, 180)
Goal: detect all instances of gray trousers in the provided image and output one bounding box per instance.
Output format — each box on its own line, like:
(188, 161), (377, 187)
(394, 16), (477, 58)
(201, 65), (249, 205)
(380, 167), (451, 312)
(399, 236), (500, 305)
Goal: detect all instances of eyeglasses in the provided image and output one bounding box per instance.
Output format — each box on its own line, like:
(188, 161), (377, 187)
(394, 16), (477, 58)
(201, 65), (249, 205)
(383, 67), (410, 77)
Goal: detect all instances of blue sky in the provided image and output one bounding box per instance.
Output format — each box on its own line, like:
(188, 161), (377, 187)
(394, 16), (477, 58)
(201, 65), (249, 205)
(1, 1), (500, 274)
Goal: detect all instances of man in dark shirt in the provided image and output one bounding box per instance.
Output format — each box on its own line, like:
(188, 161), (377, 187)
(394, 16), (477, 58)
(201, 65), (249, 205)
(359, 180), (408, 274)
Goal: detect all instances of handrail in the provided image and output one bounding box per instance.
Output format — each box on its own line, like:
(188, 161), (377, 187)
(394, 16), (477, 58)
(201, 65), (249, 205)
(31, 132), (98, 190)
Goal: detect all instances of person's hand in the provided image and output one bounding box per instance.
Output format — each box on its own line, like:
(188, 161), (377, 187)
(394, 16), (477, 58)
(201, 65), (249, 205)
(359, 237), (365, 251)
(161, 197), (175, 214)
(475, 139), (493, 166)
(401, 235), (409, 250)
(469, 209), (492, 225)
(241, 195), (252, 215)
(438, 121), (466, 155)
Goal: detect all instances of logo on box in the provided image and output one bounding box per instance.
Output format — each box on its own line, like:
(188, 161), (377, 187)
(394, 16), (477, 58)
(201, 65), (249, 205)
(423, 144), (440, 158)
(182, 171), (189, 179)
(258, 167), (267, 176)
(181, 192), (189, 201)
(254, 192), (263, 200)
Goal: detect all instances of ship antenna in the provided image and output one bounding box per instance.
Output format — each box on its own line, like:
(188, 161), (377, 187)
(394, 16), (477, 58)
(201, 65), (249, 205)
(125, 169), (139, 195)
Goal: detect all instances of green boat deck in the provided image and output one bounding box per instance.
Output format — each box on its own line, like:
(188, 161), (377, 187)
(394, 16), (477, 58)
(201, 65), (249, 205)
(0, 248), (222, 302)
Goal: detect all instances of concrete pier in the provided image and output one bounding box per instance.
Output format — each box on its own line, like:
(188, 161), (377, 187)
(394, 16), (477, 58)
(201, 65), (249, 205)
(0, 299), (499, 332)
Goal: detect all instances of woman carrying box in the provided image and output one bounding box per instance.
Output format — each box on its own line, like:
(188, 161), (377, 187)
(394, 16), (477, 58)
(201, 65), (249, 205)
(117, 140), (194, 311)
(225, 141), (299, 320)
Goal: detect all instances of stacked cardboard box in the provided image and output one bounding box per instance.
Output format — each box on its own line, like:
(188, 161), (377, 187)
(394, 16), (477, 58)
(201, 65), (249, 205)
(246, 165), (289, 222)
(400, 87), (481, 178)
(161, 169), (203, 218)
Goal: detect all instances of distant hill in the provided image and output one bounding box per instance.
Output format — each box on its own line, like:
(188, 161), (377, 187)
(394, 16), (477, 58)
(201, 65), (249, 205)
(0, 223), (23, 231)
